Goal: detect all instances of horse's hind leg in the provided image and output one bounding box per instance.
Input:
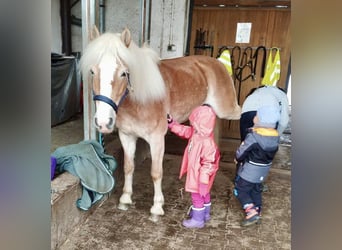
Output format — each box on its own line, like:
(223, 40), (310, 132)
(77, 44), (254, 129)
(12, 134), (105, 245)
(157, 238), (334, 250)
(117, 131), (137, 211)
(148, 134), (165, 222)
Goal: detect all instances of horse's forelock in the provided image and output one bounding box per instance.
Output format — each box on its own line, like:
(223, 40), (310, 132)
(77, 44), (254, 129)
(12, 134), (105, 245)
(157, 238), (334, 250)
(80, 33), (123, 75)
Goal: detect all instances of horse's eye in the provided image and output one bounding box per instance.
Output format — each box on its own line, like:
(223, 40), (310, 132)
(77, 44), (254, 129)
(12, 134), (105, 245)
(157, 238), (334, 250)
(121, 71), (127, 77)
(90, 69), (94, 75)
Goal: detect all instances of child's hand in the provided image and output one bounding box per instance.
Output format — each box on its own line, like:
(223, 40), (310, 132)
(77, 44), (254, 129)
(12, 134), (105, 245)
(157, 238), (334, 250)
(198, 183), (208, 197)
(167, 114), (174, 128)
(234, 158), (237, 164)
(167, 114), (173, 123)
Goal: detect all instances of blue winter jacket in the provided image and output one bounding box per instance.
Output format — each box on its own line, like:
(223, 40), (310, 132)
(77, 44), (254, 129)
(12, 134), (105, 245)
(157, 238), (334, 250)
(236, 127), (279, 183)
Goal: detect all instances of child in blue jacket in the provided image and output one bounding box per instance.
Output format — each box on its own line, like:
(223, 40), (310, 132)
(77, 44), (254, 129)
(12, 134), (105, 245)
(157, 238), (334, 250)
(234, 105), (280, 226)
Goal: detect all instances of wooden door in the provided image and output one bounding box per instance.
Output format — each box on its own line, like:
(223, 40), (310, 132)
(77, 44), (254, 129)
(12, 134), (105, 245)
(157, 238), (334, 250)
(190, 7), (291, 139)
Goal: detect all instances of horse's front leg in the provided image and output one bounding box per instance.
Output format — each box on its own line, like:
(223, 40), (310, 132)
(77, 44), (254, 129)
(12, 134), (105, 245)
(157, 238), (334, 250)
(117, 131), (137, 211)
(148, 134), (165, 222)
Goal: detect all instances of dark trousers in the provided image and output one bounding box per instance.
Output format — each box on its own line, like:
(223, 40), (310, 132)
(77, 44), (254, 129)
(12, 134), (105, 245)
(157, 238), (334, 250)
(235, 112), (256, 179)
(233, 175), (262, 209)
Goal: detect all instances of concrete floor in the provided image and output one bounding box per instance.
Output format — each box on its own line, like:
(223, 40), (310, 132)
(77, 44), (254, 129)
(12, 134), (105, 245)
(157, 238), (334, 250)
(51, 114), (291, 250)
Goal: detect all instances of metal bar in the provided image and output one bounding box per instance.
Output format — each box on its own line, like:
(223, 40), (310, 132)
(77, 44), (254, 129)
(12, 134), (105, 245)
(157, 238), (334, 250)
(193, 45), (214, 57)
(99, 0), (105, 33)
(145, 0), (152, 44)
(82, 0), (97, 140)
(71, 0), (80, 8)
(60, 0), (72, 55)
(140, 0), (151, 45)
(185, 0), (193, 56)
(139, 0), (145, 46)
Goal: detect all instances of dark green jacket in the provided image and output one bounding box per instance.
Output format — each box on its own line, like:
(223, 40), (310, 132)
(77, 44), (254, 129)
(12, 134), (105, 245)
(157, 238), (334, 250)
(52, 140), (117, 210)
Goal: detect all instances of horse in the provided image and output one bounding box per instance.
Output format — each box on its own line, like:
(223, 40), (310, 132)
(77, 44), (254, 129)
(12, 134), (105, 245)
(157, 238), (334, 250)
(80, 26), (241, 221)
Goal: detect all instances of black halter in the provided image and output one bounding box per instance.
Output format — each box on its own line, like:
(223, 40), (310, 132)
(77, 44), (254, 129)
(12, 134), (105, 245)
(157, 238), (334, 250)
(93, 72), (131, 114)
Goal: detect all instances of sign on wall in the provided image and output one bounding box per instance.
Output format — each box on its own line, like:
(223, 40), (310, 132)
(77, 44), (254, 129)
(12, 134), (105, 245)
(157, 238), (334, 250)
(235, 22), (252, 43)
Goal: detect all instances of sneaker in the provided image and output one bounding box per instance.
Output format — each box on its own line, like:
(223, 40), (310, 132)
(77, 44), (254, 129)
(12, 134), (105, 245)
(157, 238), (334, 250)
(241, 213), (261, 227)
(261, 183), (269, 192)
(255, 206), (262, 217)
(241, 204), (261, 227)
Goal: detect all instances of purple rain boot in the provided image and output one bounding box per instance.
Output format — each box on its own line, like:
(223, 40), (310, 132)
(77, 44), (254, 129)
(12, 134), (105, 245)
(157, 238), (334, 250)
(182, 206), (205, 228)
(204, 202), (211, 222)
(187, 203), (211, 222)
(187, 205), (193, 217)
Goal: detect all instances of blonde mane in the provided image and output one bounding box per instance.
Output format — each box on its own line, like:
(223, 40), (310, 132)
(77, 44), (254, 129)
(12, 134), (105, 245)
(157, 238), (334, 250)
(80, 32), (166, 104)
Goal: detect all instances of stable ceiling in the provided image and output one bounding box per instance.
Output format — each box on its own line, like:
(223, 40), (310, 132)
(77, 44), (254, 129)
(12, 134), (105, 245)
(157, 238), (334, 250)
(193, 0), (291, 8)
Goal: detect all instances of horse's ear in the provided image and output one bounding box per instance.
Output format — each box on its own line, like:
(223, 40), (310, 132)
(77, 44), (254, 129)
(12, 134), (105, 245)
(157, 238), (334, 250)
(90, 25), (100, 40)
(121, 28), (131, 47)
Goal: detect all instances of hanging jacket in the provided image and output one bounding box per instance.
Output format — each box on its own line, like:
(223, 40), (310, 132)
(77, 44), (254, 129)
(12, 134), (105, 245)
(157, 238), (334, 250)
(241, 86), (289, 135)
(261, 48), (281, 86)
(52, 140), (117, 210)
(217, 49), (233, 76)
(169, 105), (220, 193)
(236, 127), (279, 183)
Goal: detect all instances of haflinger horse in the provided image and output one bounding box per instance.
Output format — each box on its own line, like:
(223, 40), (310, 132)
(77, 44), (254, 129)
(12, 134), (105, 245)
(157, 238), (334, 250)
(80, 26), (241, 221)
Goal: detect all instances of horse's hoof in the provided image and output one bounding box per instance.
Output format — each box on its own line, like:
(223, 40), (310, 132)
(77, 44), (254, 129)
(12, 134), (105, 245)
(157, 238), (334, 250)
(149, 214), (160, 222)
(117, 203), (129, 211)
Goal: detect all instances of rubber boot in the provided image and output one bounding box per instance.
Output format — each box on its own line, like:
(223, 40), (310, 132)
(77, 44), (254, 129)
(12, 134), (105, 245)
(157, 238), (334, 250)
(182, 206), (205, 228)
(187, 205), (193, 217)
(188, 203), (211, 222)
(204, 202), (211, 222)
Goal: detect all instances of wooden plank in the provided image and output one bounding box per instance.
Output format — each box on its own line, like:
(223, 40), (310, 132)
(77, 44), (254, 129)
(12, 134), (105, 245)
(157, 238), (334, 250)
(190, 7), (291, 139)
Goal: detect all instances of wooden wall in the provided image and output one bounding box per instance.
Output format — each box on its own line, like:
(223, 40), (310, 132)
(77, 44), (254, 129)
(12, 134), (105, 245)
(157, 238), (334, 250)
(189, 7), (291, 139)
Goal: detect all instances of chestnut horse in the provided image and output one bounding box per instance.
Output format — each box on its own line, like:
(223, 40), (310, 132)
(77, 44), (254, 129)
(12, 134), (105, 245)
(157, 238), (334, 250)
(80, 26), (241, 221)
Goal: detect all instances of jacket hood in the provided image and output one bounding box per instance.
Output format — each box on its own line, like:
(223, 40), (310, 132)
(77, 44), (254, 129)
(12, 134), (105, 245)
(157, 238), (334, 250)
(255, 105), (280, 128)
(189, 105), (216, 136)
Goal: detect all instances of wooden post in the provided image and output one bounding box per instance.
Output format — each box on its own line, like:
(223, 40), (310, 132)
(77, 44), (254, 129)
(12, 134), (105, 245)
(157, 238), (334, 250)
(215, 118), (221, 147)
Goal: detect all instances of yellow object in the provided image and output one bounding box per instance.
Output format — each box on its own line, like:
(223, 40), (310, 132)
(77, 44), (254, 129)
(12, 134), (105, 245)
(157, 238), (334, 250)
(217, 49), (233, 76)
(253, 127), (279, 136)
(261, 48), (281, 86)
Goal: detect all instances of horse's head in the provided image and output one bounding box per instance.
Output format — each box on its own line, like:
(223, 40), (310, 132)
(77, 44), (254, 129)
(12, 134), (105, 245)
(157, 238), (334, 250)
(81, 26), (133, 134)
(91, 56), (131, 134)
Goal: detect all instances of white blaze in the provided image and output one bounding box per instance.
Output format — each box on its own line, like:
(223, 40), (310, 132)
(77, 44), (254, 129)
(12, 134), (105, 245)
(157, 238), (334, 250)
(95, 56), (117, 131)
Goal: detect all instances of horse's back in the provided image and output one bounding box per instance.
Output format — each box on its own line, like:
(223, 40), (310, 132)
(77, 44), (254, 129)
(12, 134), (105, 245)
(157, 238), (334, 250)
(159, 55), (241, 122)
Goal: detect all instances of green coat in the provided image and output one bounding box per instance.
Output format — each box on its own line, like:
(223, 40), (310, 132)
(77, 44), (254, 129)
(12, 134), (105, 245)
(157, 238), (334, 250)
(52, 140), (117, 210)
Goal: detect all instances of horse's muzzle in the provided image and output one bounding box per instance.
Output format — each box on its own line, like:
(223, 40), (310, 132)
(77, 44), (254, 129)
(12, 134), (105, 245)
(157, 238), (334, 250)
(94, 117), (114, 132)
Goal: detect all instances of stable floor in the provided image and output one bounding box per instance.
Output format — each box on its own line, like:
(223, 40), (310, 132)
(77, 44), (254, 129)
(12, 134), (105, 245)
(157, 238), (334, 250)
(51, 114), (291, 250)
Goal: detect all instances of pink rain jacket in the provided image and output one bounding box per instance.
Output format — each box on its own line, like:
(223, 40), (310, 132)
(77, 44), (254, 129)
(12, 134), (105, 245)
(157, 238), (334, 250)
(169, 105), (221, 193)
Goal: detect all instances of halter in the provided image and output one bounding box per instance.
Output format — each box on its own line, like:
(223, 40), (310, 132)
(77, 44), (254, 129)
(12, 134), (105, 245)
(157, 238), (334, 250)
(93, 71), (131, 114)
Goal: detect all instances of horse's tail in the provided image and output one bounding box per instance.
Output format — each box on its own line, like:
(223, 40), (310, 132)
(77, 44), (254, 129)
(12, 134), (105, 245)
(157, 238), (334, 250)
(204, 57), (241, 120)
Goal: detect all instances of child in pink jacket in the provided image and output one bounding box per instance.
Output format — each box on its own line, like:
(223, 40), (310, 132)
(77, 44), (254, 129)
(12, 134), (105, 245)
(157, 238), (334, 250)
(167, 104), (221, 228)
